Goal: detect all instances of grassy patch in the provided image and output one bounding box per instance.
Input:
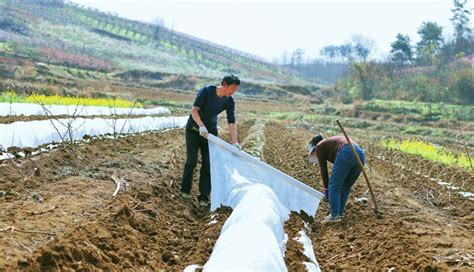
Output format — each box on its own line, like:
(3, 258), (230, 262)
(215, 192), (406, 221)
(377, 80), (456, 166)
(262, 110), (473, 146)
(145, 99), (190, 108)
(0, 41), (11, 52)
(0, 91), (143, 108)
(382, 139), (472, 171)
(358, 99), (473, 121)
(267, 111), (304, 121)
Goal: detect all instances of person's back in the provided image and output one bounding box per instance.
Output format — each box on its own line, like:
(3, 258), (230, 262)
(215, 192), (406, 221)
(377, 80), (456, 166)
(307, 134), (364, 223)
(315, 135), (358, 164)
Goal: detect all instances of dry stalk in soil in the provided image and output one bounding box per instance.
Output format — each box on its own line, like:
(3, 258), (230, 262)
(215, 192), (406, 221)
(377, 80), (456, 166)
(30, 206), (56, 216)
(3, 134), (28, 178)
(457, 122), (472, 170)
(104, 99), (138, 154)
(37, 99), (85, 171)
(10, 237), (33, 253)
(0, 226), (55, 236)
(111, 174), (129, 197)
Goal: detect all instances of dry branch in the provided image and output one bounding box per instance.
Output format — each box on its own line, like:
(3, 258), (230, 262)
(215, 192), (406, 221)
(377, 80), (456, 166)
(457, 122), (473, 170)
(30, 206), (56, 216)
(83, 240), (104, 261)
(0, 226), (55, 236)
(10, 237), (33, 253)
(111, 174), (129, 197)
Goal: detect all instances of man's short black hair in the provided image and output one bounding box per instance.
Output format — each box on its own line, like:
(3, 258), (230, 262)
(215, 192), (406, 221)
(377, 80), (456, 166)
(222, 74), (240, 86)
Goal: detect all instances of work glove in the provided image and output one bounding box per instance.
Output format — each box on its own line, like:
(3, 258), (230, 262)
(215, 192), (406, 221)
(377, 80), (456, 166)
(324, 188), (329, 202)
(199, 126), (208, 138)
(232, 143), (241, 150)
(308, 155), (318, 164)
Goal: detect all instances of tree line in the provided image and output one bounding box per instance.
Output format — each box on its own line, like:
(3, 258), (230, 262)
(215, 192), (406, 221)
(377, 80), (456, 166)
(277, 0), (473, 104)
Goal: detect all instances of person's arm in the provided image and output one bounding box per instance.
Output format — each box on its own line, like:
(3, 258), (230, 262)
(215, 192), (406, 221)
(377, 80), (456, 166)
(191, 86), (209, 128)
(316, 145), (329, 188)
(319, 161), (329, 189)
(190, 106), (205, 128)
(226, 97), (238, 144)
(229, 123), (238, 144)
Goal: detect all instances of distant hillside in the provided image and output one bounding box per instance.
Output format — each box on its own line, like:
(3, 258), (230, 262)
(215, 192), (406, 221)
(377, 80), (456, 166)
(0, 0), (308, 85)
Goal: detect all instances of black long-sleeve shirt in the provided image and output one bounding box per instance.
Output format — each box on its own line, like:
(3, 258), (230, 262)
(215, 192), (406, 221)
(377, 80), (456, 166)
(187, 84), (235, 134)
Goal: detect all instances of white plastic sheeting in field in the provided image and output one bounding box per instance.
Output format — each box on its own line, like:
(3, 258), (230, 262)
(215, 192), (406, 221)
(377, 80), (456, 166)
(0, 116), (187, 149)
(295, 229), (321, 271)
(204, 134), (323, 272)
(0, 102), (171, 116)
(207, 135), (324, 216)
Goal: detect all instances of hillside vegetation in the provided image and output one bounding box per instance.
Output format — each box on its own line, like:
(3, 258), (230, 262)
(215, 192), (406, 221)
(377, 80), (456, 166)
(0, 0), (304, 84)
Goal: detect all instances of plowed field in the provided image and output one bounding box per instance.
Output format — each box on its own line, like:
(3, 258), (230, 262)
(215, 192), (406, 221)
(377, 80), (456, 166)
(1, 119), (472, 270)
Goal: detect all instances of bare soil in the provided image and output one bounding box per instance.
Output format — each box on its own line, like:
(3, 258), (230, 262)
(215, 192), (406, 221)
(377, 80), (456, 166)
(0, 120), (472, 271)
(264, 123), (473, 271)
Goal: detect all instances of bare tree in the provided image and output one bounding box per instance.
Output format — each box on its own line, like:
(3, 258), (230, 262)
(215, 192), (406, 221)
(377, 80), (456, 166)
(450, 0), (473, 55)
(152, 17), (165, 48)
(351, 34), (375, 62)
(290, 48), (305, 66)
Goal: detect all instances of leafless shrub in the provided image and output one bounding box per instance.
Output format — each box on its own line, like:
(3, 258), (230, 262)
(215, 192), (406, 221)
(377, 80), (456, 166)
(103, 97), (139, 153)
(34, 98), (85, 172)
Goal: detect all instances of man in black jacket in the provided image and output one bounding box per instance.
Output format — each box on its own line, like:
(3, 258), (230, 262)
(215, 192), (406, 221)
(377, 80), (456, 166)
(180, 75), (241, 206)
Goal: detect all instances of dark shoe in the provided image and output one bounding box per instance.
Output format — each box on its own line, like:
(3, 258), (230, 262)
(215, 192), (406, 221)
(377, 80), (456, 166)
(197, 195), (209, 206)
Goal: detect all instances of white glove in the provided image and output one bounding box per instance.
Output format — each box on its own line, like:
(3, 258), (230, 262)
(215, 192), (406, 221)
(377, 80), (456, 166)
(232, 143), (241, 150)
(308, 155), (318, 164)
(199, 126), (208, 138)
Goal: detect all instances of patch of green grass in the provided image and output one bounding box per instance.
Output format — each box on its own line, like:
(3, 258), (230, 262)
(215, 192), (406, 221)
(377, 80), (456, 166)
(267, 111), (304, 121)
(0, 90), (22, 103)
(358, 99), (473, 121)
(145, 99), (190, 109)
(0, 91), (143, 108)
(264, 110), (473, 147)
(382, 139), (472, 171)
(0, 42), (8, 51)
(46, 64), (110, 80)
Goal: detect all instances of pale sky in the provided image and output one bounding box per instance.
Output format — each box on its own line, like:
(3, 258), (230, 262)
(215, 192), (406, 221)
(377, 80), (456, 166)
(69, 0), (461, 61)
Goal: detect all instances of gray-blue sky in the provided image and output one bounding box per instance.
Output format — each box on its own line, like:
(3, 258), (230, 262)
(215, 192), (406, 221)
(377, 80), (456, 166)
(69, 0), (460, 61)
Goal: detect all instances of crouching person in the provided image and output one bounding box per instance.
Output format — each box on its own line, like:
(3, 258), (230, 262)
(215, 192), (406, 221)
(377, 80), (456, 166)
(307, 134), (365, 223)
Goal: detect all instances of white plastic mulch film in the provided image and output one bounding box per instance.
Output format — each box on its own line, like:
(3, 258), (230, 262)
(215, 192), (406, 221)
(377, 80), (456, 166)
(204, 134), (323, 272)
(0, 116), (188, 150)
(0, 102), (171, 116)
(207, 134), (323, 216)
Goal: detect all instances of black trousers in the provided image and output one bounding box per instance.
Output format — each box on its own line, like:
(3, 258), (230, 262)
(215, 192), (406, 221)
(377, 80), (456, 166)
(180, 128), (216, 201)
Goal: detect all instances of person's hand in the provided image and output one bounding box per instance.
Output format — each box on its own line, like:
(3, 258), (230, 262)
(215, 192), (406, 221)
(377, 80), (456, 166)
(232, 143), (241, 150)
(199, 126), (208, 138)
(324, 188), (329, 202)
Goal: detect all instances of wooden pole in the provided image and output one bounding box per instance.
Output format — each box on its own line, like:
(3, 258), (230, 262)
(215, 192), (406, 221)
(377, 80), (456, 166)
(457, 122), (473, 170)
(336, 120), (382, 218)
